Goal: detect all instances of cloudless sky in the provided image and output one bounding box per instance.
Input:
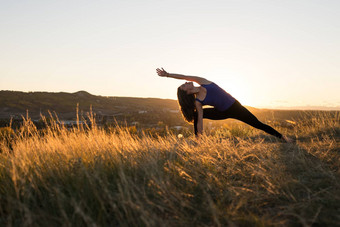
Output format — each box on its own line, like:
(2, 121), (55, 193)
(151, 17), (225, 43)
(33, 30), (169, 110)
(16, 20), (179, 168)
(1, 0), (339, 109)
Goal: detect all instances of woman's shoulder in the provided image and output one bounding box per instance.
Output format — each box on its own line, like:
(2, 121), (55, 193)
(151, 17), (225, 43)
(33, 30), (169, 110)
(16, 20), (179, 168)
(201, 81), (214, 86)
(194, 76), (212, 85)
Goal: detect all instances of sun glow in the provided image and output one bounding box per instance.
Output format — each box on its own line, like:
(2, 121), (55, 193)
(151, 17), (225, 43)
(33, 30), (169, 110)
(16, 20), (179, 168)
(218, 77), (257, 108)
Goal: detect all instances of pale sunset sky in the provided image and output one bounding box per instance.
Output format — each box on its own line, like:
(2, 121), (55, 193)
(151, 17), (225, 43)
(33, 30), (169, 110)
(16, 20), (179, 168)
(1, 0), (339, 109)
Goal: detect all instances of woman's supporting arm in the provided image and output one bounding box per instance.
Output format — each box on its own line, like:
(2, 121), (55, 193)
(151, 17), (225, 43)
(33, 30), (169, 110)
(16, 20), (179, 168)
(156, 68), (211, 85)
(195, 101), (204, 136)
(194, 110), (198, 136)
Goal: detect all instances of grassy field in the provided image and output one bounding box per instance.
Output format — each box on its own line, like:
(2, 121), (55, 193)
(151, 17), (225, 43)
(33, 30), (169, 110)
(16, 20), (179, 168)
(0, 111), (339, 226)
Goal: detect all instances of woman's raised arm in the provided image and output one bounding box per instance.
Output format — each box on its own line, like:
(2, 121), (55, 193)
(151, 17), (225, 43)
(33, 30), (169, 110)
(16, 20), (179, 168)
(156, 68), (211, 85)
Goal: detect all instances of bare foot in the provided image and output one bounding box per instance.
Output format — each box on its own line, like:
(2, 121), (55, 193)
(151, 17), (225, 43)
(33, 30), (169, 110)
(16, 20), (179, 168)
(282, 135), (294, 143)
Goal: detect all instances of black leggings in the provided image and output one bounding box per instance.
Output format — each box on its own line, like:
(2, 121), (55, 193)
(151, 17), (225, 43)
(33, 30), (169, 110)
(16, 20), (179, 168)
(194, 100), (282, 138)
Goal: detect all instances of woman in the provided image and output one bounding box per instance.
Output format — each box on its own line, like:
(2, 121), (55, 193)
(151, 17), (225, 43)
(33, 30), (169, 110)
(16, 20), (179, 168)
(156, 68), (292, 142)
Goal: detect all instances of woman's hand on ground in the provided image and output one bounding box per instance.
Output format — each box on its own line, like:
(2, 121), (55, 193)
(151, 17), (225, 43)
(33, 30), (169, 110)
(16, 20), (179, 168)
(156, 68), (169, 77)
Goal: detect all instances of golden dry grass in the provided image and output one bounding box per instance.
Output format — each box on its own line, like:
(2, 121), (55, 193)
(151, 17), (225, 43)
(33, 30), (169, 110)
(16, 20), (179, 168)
(0, 111), (339, 226)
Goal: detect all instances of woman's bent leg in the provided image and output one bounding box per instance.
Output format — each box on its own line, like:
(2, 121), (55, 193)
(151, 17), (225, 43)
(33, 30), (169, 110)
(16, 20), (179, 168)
(203, 107), (228, 120)
(194, 108), (226, 135)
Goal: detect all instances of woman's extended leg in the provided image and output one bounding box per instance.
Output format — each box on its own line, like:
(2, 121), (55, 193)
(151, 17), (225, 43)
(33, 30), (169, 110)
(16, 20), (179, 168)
(223, 101), (283, 138)
(202, 101), (283, 139)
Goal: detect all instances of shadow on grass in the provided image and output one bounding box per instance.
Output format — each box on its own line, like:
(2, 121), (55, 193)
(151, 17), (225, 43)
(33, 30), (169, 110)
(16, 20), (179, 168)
(274, 142), (340, 226)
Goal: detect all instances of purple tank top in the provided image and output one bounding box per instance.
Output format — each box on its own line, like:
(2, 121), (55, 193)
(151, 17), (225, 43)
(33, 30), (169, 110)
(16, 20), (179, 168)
(196, 83), (236, 111)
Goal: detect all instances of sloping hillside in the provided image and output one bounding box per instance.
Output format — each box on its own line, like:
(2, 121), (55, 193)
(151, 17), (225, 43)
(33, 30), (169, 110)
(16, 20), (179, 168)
(0, 90), (179, 119)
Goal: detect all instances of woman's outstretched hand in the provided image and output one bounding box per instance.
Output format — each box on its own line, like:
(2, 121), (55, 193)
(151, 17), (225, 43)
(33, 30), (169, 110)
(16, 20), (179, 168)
(156, 68), (169, 77)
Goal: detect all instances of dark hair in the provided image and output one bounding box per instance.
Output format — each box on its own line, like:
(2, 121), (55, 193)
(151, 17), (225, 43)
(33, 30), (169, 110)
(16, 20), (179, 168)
(177, 87), (196, 123)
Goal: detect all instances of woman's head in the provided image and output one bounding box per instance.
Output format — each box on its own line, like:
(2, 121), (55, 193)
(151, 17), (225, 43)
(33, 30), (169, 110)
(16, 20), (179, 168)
(177, 84), (196, 123)
(179, 82), (195, 94)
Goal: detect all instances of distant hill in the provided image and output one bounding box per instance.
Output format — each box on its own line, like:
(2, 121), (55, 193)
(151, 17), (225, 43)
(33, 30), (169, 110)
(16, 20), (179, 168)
(3, 90), (336, 125)
(0, 90), (179, 119)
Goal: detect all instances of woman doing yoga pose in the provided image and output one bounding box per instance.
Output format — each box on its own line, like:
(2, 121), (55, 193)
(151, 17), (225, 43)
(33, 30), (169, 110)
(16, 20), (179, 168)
(156, 68), (292, 142)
